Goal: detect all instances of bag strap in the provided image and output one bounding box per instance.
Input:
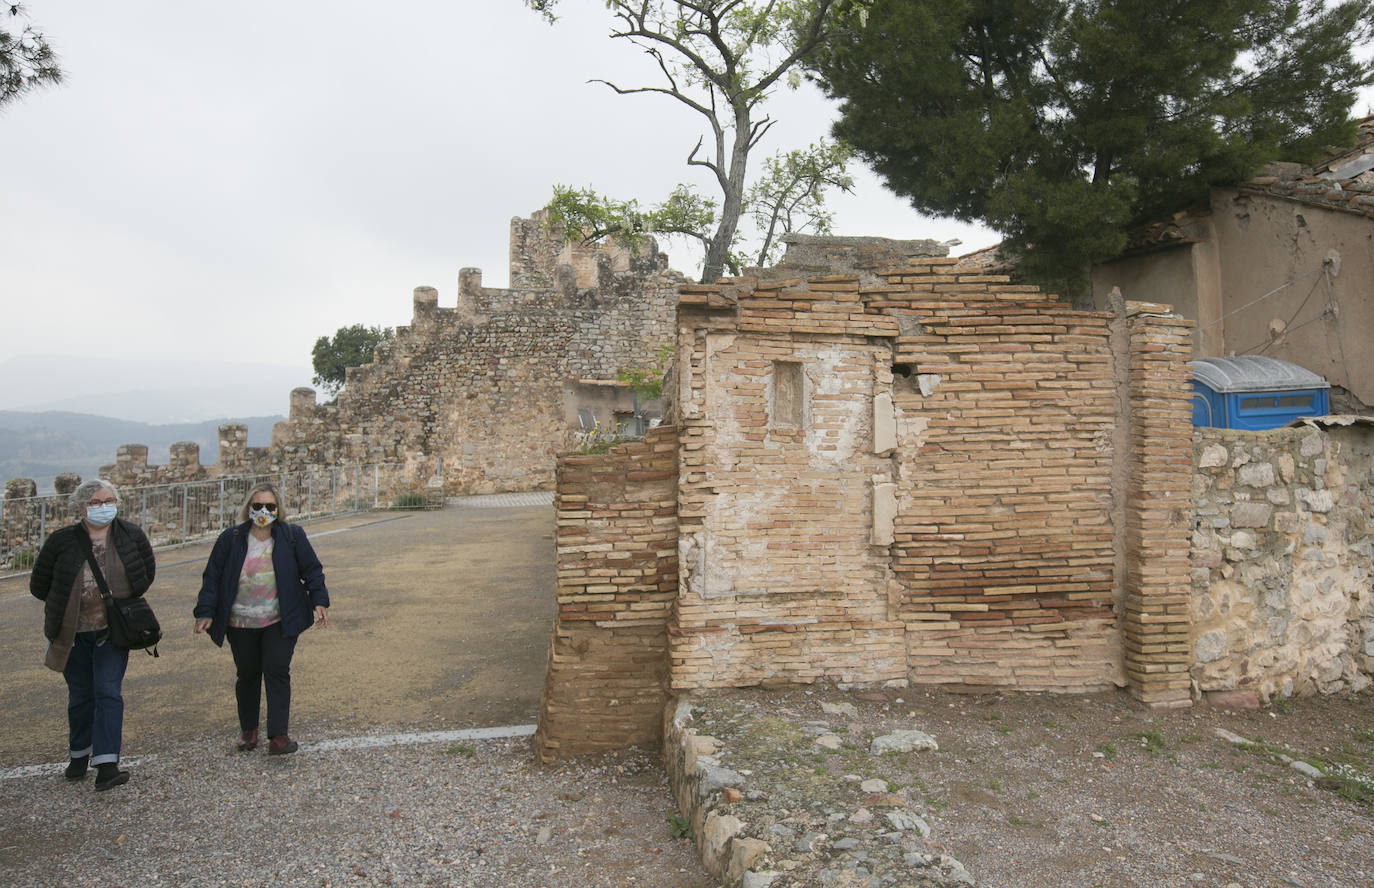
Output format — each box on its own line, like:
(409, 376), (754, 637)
(75, 528), (114, 604)
(77, 525), (158, 658)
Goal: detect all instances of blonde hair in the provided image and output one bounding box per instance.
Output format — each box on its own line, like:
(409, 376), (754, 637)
(237, 482), (290, 524)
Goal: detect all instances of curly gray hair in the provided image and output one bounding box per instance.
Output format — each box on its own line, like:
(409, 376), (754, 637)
(70, 479), (118, 512)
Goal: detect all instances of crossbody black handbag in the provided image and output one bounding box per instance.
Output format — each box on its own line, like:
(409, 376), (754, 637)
(77, 529), (161, 657)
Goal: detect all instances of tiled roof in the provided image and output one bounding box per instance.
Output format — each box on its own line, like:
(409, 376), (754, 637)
(1120, 116), (1374, 253)
(1239, 115), (1374, 215)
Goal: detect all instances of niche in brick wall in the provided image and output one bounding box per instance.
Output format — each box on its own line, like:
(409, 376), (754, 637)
(892, 363), (918, 396)
(772, 361), (805, 427)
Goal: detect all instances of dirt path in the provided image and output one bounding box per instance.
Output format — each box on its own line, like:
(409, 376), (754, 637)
(0, 505), (556, 766)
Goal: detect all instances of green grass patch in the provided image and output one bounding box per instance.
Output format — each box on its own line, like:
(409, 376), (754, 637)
(1136, 730), (1167, 755)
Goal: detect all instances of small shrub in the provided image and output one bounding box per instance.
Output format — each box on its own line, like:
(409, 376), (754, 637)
(667, 812), (693, 840)
(392, 492), (429, 510)
(8, 548), (37, 570)
(445, 743), (475, 758)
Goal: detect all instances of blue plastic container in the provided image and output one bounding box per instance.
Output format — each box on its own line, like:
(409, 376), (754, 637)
(1190, 356), (1329, 430)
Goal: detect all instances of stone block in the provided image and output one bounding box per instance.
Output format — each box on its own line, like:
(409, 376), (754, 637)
(1239, 462), (1275, 487)
(1198, 444), (1228, 468)
(703, 812), (744, 874)
(871, 479), (897, 547)
(1205, 689), (1261, 709)
(1194, 630), (1227, 663)
(725, 838), (771, 886)
(873, 393), (897, 454)
(1231, 503), (1273, 529)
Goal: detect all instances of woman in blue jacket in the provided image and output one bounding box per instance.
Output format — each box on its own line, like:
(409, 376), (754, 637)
(194, 482), (329, 755)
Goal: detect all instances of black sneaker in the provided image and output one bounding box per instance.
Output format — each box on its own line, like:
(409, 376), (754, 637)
(64, 755), (89, 782)
(94, 764), (129, 792)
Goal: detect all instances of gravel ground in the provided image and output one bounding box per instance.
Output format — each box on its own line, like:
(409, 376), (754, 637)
(690, 685), (1374, 888)
(5, 688), (1371, 888)
(0, 730), (711, 888)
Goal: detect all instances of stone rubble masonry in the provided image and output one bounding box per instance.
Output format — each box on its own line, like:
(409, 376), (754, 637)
(1191, 422), (1374, 701)
(663, 257), (1196, 704)
(534, 424), (679, 763)
(93, 212), (684, 497)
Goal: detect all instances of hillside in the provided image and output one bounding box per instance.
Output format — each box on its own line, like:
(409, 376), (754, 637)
(0, 411), (283, 495)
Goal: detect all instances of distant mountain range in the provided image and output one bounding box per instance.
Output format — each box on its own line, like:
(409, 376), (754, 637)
(0, 354), (314, 424)
(0, 411), (284, 494)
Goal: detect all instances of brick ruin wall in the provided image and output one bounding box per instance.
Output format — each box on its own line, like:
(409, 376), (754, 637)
(75, 214), (683, 497)
(1191, 422), (1374, 701)
(537, 257), (1207, 757)
(667, 261), (1194, 706)
(534, 425), (679, 763)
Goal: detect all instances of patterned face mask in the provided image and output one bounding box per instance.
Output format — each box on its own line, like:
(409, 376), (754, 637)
(250, 505), (277, 528)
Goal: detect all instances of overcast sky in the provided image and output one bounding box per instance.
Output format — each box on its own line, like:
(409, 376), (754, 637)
(1, 1), (999, 420)
(5, 3), (1369, 424)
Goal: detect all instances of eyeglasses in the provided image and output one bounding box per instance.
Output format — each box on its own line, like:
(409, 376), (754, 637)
(250, 502), (278, 513)
(86, 498), (117, 507)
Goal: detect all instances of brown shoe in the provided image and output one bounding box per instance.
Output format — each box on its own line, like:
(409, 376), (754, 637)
(267, 735), (298, 756)
(237, 729), (259, 751)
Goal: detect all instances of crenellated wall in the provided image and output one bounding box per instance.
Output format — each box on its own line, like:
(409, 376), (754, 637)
(85, 212), (683, 496)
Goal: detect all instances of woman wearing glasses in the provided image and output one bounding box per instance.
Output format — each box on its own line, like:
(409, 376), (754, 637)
(194, 482), (329, 755)
(30, 479), (156, 791)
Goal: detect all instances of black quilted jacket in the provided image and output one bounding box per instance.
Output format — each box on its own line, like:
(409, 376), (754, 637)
(30, 518), (156, 640)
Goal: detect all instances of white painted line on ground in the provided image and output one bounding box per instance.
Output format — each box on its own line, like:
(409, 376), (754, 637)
(309, 724), (537, 752)
(0, 724), (538, 780)
(2, 755), (157, 781)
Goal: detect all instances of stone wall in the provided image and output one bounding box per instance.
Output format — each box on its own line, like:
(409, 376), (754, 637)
(533, 425), (679, 763)
(667, 259), (1196, 705)
(92, 213), (682, 498)
(268, 215), (683, 496)
(1191, 420), (1374, 701)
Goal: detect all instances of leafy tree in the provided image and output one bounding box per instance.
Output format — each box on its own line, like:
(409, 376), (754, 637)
(311, 324), (395, 398)
(746, 139), (853, 267)
(527, 0), (863, 282)
(809, 0), (1374, 302)
(546, 139), (853, 274)
(1, 3), (62, 109)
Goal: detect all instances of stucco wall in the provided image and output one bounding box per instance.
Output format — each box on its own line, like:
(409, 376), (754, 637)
(1205, 188), (1373, 404)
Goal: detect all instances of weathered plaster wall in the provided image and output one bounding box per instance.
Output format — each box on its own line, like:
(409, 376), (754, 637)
(1206, 187), (1373, 404)
(1191, 422), (1374, 701)
(1090, 229), (1226, 358)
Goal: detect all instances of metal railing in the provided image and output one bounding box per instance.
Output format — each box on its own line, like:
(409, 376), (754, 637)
(2, 464), (409, 574)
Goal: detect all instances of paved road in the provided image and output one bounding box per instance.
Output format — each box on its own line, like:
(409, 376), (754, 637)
(0, 504), (556, 767)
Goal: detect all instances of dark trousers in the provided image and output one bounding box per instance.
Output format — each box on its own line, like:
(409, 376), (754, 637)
(225, 622), (297, 738)
(63, 631), (130, 765)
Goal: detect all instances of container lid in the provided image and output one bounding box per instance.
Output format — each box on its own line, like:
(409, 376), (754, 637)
(1190, 356), (1330, 393)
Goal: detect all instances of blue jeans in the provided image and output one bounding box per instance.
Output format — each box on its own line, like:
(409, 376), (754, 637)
(63, 631), (129, 765)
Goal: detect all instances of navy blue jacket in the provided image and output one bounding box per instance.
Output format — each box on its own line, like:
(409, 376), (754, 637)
(193, 521), (329, 646)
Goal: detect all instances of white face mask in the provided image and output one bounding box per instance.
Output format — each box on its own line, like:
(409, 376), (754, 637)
(250, 505), (277, 528)
(86, 504), (118, 526)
